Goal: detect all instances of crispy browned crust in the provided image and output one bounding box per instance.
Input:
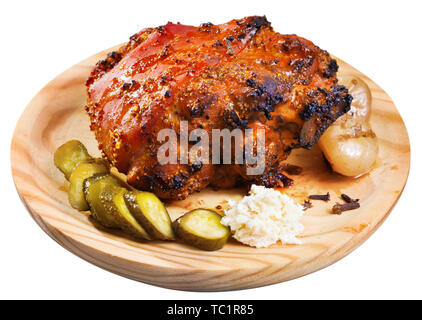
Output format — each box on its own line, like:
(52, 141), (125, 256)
(86, 16), (351, 200)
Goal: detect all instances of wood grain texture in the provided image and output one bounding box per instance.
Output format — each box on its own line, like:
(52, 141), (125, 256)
(11, 46), (410, 291)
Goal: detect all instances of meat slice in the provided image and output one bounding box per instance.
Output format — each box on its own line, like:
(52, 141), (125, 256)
(86, 16), (352, 200)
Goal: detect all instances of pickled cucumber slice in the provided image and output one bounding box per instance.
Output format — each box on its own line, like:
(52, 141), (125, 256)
(124, 191), (175, 240)
(68, 159), (109, 211)
(173, 209), (230, 251)
(100, 185), (151, 240)
(83, 174), (123, 228)
(54, 140), (92, 180)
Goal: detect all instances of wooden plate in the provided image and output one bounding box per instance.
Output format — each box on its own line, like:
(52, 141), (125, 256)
(11, 46), (410, 291)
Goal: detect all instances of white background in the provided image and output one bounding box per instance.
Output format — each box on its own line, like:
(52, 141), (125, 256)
(1, 0), (421, 299)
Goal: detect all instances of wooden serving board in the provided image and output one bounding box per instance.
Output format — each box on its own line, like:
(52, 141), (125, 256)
(11, 46), (410, 291)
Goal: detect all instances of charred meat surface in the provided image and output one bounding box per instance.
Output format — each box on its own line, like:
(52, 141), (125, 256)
(86, 16), (352, 200)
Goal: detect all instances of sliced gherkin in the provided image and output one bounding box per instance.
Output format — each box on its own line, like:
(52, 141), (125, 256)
(99, 185), (151, 240)
(172, 209), (230, 251)
(68, 158), (109, 211)
(54, 140), (92, 180)
(124, 190), (175, 240)
(83, 174), (124, 228)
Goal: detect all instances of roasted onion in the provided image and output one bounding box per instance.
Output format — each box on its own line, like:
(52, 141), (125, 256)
(319, 76), (378, 177)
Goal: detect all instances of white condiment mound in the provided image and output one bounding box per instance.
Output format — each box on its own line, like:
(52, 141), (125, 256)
(221, 185), (304, 248)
